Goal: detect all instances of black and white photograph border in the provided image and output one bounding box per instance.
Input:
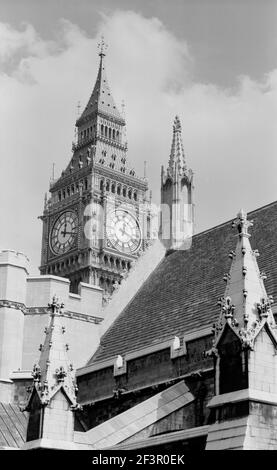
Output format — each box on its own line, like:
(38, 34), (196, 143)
(0, 0), (277, 457)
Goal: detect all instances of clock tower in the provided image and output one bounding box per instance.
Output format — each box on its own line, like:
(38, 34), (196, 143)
(40, 39), (151, 294)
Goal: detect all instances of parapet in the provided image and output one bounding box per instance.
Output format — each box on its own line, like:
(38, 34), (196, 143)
(0, 249), (29, 274)
(26, 276), (103, 318)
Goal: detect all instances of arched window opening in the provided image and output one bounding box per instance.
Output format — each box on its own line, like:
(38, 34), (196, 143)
(117, 185), (121, 195)
(128, 189), (132, 199)
(106, 181), (110, 191)
(105, 126), (108, 137)
(123, 188), (126, 197)
(219, 327), (248, 394)
(100, 180), (104, 191)
(111, 183), (115, 193)
(109, 128), (112, 139)
(58, 191), (61, 201)
(134, 192), (137, 201)
(112, 129), (115, 140)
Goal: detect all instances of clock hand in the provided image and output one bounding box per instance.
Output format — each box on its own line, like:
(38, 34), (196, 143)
(61, 222), (68, 237)
(62, 231), (76, 236)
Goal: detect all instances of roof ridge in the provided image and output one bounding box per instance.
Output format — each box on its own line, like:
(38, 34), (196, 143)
(193, 200), (277, 240)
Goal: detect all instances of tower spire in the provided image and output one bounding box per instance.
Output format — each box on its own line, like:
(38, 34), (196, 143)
(76, 37), (124, 127)
(24, 296), (80, 447)
(160, 116), (194, 250)
(167, 116), (187, 176)
(216, 209), (275, 338)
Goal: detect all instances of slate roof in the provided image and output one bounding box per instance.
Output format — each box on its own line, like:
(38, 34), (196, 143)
(89, 200), (277, 364)
(0, 403), (27, 449)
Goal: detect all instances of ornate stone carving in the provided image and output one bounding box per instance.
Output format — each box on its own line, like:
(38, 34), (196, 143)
(219, 296), (235, 323)
(55, 366), (67, 383)
(48, 295), (64, 314)
(232, 209), (253, 237)
(32, 364), (41, 383)
(257, 296), (274, 319)
(238, 321), (261, 350)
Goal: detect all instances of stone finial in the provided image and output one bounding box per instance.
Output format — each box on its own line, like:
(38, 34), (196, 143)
(232, 209), (253, 237)
(98, 35), (108, 57)
(48, 295), (64, 314)
(173, 115), (181, 133)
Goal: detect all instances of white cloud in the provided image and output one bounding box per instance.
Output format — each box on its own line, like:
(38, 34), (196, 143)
(0, 11), (276, 273)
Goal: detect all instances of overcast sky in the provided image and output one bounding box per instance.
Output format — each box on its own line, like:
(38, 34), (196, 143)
(0, 0), (276, 274)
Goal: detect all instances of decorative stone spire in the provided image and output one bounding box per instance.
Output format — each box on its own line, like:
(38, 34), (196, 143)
(76, 37), (124, 126)
(167, 116), (189, 178)
(214, 209), (275, 350)
(24, 296), (80, 445)
(160, 116), (194, 250)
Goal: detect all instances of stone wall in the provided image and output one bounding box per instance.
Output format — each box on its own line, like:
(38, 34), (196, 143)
(77, 335), (214, 431)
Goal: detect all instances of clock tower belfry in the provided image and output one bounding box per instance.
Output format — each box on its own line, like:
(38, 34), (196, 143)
(40, 39), (151, 294)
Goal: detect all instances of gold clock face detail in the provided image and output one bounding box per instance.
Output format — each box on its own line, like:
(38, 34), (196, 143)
(50, 211), (78, 255)
(106, 209), (141, 254)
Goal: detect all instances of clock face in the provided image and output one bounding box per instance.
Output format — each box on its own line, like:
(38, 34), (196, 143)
(106, 209), (141, 254)
(50, 211), (78, 255)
